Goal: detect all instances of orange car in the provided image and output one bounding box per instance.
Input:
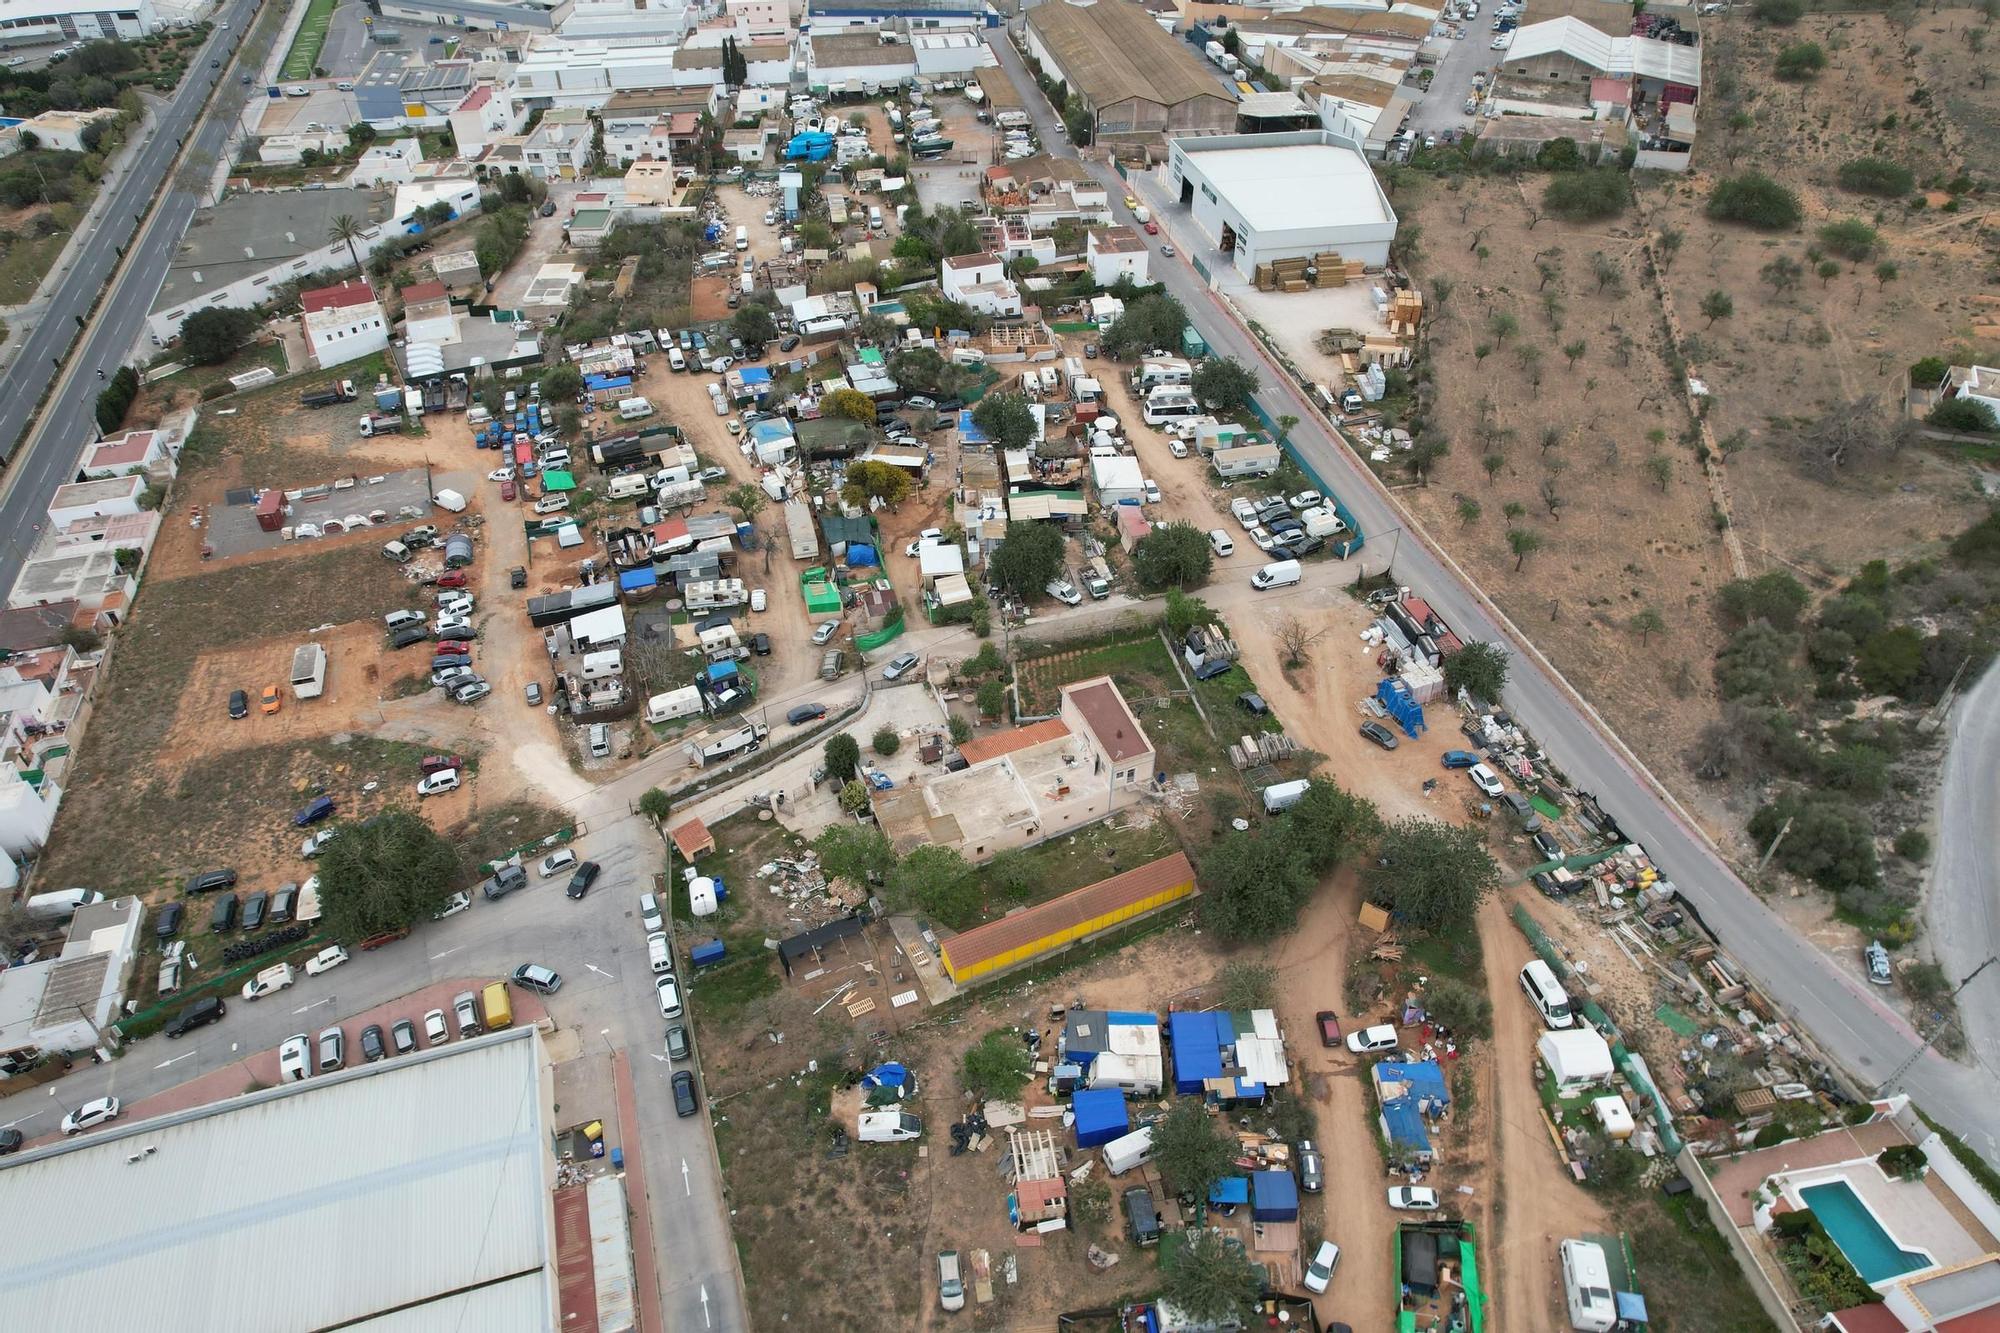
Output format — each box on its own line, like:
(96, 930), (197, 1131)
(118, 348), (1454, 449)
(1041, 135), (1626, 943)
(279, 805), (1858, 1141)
(259, 684), (283, 715)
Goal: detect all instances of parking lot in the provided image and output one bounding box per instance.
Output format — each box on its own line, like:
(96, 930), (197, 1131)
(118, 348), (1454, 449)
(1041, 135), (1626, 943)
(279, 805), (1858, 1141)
(201, 464), (435, 560)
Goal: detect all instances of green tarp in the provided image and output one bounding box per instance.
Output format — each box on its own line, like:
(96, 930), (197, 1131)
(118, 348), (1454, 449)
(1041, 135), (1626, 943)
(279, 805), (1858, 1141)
(542, 469), (576, 491)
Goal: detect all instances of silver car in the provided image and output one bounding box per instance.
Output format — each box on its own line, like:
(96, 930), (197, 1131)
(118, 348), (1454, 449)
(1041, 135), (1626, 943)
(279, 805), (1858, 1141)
(882, 652), (920, 681)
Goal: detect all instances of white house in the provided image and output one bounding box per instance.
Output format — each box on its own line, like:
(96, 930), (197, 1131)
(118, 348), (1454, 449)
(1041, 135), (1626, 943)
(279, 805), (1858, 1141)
(447, 85), (523, 157)
(725, 0), (790, 41)
(13, 107), (120, 153)
(47, 476), (146, 527)
(1946, 365), (2000, 422)
(523, 109), (594, 180)
(940, 252), (1021, 318)
(400, 281), (458, 345)
(350, 138), (425, 188)
(301, 280), (389, 369)
(1087, 226), (1150, 288)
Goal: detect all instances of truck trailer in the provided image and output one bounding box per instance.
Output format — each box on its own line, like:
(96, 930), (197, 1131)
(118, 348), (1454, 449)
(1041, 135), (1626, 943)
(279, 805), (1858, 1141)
(357, 412), (403, 437)
(299, 380), (356, 409)
(289, 643), (327, 700)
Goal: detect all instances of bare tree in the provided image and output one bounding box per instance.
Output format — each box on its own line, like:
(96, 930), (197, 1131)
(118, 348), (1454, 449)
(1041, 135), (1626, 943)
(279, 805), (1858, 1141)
(1275, 616), (1327, 669)
(1791, 396), (1914, 472)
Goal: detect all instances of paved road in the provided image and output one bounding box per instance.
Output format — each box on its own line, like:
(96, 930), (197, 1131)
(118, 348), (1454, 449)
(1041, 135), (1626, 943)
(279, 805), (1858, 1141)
(1927, 661), (2000, 1087)
(0, 0), (266, 591)
(984, 30), (2000, 1163)
(1408, 10), (1510, 136)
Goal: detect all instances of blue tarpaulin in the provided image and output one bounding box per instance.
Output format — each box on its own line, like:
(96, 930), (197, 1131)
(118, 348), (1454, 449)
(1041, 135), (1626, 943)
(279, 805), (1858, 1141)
(1251, 1170), (1298, 1222)
(847, 542), (880, 567)
(1071, 1089), (1128, 1148)
(1168, 1011), (1224, 1094)
(737, 365), (773, 387)
(1615, 1291), (1649, 1324)
(864, 1062), (909, 1088)
(618, 568), (657, 591)
(701, 661), (739, 686)
(1208, 1176), (1250, 1205)
(1377, 1059), (1451, 1153)
(585, 374), (633, 392)
(957, 409), (989, 445)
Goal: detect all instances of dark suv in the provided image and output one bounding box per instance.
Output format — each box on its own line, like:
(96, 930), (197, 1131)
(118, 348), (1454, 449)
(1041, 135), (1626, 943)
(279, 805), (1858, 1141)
(186, 868), (237, 895)
(482, 864), (529, 901)
(1124, 1187), (1162, 1247)
(165, 996), (225, 1039)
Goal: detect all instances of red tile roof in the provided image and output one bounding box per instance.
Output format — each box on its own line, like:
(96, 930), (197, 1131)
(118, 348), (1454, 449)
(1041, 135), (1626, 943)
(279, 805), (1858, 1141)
(300, 280), (377, 314)
(942, 852), (1195, 977)
(955, 718), (1069, 767)
(458, 85), (493, 113)
(671, 817), (713, 861)
(1825, 1307), (1904, 1333)
(401, 279), (448, 304)
(1067, 678), (1149, 763)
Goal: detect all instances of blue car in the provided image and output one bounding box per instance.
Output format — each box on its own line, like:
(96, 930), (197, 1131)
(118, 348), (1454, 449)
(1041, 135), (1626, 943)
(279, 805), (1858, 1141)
(1440, 750), (1481, 769)
(293, 795), (336, 827)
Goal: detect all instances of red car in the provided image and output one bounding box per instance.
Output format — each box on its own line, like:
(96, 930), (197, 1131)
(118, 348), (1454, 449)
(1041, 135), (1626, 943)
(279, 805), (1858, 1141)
(434, 571), (469, 588)
(420, 753), (466, 774)
(1316, 1011), (1342, 1047)
(434, 640), (473, 656)
(1143, 220), (1159, 235)
(500, 478), (517, 501)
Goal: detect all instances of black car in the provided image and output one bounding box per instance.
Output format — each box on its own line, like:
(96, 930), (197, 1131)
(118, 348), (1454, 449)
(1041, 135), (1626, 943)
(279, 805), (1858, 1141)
(1531, 830), (1562, 862)
(748, 632), (772, 657)
(1359, 721), (1399, 750)
(239, 890), (269, 931)
(208, 892), (238, 933)
(392, 1019), (417, 1055)
(566, 861), (601, 900)
(510, 566), (528, 589)
(672, 1069), (700, 1117)
(935, 397), (964, 412)
(1123, 1187), (1162, 1246)
(1192, 658), (1233, 682)
(187, 868), (237, 895)
(154, 900), (184, 940)
(0, 1127), (23, 1155)
(787, 702), (828, 725)
(388, 625), (428, 650)
(165, 996), (226, 1039)
(694, 612), (733, 634)
(665, 1023), (691, 1061)
(228, 689), (249, 719)
(360, 1024), (387, 1062)
(778, 335), (800, 352)
(1277, 534), (1324, 559)
(1237, 691), (1269, 715)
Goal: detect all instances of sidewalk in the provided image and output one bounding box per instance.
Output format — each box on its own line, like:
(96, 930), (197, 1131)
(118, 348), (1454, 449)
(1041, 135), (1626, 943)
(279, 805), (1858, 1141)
(611, 1050), (667, 1333)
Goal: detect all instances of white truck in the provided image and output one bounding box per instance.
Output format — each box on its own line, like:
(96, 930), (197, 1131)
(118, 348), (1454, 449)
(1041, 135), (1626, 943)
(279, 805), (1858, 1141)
(685, 722), (769, 767)
(357, 412), (403, 437)
(404, 384), (424, 417)
(241, 963), (297, 1000)
(290, 643), (327, 700)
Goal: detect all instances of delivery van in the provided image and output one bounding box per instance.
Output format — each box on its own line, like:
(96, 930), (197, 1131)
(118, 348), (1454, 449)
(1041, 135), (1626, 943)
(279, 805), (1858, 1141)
(481, 981), (514, 1031)
(25, 888), (105, 921)
(734, 225), (748, 251)
(1520, 959), (1575, 1029)
(668, 346), (687, 372)
(648, 931), (675, 975)
(1262, 779), (1310, 814)
(1251, 559), (1302, 590)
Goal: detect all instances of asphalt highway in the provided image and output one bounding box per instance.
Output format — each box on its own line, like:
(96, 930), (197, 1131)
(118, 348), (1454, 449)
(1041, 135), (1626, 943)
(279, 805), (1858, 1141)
(984, 30), (2000, 1163)
(0, 0), (266, 589)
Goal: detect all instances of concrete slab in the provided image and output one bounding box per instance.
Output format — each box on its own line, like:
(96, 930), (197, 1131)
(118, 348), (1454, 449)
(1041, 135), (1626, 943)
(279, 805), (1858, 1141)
(203, 464), (437, 560)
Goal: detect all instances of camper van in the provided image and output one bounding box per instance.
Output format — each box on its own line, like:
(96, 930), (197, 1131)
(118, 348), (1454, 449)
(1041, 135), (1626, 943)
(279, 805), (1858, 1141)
(1262, 779), (1310, 814)
(1519, 959), (1575, 1029)
(645, 686), (704, 724)
(608, 474), (649, 500)
(617, 396), (655, 421)
(1559, 1239), (1617, 1332)
(581, 649), (624, 681)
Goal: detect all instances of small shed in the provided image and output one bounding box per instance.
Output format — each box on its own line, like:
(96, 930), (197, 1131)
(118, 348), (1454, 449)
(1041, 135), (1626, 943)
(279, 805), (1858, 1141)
(1070, 1088), (1128, 1149)
(254, 490), (286, 531)
(1593, 1094), (1635, 1140)
(1115, 505), (1151, 553)
(1251, 1169), (1298, 1222)
(1539, 1028), (1614, 1095)
(670, 817), (714, 862)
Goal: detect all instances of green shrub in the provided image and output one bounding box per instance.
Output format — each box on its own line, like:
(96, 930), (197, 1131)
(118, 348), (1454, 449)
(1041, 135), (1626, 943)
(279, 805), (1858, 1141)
(1709, 173), (1803, 229)
(1774, 41), (1829, 80)
(1817, 219), (1879, 261)
(1838, 158), (1915, 197)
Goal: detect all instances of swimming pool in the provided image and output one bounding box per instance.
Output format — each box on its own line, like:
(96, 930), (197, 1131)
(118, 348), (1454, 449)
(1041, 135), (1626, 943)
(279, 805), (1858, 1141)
(1800, 1180), (1931, 1284)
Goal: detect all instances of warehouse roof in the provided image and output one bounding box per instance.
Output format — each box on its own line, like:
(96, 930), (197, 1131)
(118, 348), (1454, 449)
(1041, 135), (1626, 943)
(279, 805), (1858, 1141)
(0, 1029), (553, 1333)
(1506, 17), (1703, 83)
(942, 851), (1195, 977)
(1027, 0), (1230, 111)
(153, 187), (386, 314)
(1175, 134), (1392, 230)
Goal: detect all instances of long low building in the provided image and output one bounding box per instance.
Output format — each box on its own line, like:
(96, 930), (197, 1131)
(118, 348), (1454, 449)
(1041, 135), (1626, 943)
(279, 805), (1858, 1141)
(939, 851), (1196, 985)
(1166, 128), (1398, 280)
(1024, 0), (1234, 143)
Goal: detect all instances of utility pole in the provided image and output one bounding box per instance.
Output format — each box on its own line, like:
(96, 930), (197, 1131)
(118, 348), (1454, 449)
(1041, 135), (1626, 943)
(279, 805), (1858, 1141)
(1883, 955), (2000, 1092)
(1753, 815), (1793, 886)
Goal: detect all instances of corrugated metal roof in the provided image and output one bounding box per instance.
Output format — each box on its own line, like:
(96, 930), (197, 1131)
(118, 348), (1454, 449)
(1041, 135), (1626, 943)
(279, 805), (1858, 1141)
(942, 852), (1195, 976)
(1027, 0), (1231, 112)
(0, 1029), (554, 1333)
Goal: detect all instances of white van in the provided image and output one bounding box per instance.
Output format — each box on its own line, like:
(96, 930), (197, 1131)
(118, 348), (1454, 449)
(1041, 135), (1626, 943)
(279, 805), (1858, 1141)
(1251, 559), (1302, 590)
(734, 225), (748, 251)
(617, 396), (654, 421)
(384, 609), (425, 631)
(581, 649), (624, 680)
(667, 346), (687, 372)
(25, 888), (105, 921)
(1262, 779), (1310, 814)
(868, 205), (883, 230)
(1559, 1239), (1617, 1332)
(647, 931), (675, 975)
(608, 474), (649, 500)
(858, 1111), (924, 1142)
(533, 493), (570, 515)
(1520, 959), (1575, 1029)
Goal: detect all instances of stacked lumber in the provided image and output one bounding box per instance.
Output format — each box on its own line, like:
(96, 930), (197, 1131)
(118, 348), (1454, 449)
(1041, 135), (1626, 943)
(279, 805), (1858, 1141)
(1386, 288), (1424, 340)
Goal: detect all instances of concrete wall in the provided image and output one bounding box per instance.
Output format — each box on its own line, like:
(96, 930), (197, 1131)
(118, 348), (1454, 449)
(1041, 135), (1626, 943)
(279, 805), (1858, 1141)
(1675, 1145), (1809, 1333)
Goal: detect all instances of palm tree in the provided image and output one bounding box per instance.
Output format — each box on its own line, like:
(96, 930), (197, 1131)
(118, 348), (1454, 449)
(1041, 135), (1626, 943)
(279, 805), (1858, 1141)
(328, 215), (366, 274)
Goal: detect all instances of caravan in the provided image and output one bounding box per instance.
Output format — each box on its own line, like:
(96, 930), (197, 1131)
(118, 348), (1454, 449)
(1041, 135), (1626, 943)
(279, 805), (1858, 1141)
(1559, 1240), (1617, 1332)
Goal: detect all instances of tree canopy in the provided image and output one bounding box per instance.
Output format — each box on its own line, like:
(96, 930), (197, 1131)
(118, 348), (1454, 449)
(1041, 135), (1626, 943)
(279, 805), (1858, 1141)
(988, 522), (1066, 600)
(1442, 641), (1510, 702)
(843, 459), (913, 507)
(1101, 293), (1187, 360)
(540, 364), (584, 402)
(1153, 1098), (1234, 1199)
(1159, 1228), (1262, 1324)
(1749, 792), (1879, 892)
(826, 387), (876, 423)
(1542, 169), (1631, 222)
(1191, 357), (1258, 412)
(961, 1029), (1031, 1101)
(971, 390), (1039, 452)
(1364, 817), (1500, 934)
(1708, 173), (1803, 229)
(887, 844), (980, 927)
(179, 307), (262, 365)
(812, 822), (893, 889)
(1198, 830), (1313, 941)
(1132, 522), (1214, 590)
(317, 810), (462, 942)
(731, 303), (778, 345)
(1287, 778), (1383, 872)
(824, 733), (861, 781)
(1718, 571), (1809, 630)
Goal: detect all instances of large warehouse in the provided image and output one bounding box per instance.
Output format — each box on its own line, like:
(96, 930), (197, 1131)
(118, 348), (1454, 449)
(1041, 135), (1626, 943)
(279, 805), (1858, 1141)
(0, 1029), (563, 1333)
(1024, 0), (1234, 144)
(1167, 129), (1398, 280)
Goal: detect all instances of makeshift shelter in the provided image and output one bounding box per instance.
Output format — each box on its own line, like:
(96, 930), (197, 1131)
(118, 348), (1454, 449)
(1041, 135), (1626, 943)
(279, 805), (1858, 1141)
(1373, 1059), (1451, 1159)
(776, 914), (867, 974)
(1070, 1089), (1128, 1149)
(1208, 1176), (1250, 1207)
(568, 603), (627, 648)
(618, 567), (658, 599)
(1539, 1028), (1614, 1095)
(541, 469), (576, 492)
(1251, 1170), (1298, 1222)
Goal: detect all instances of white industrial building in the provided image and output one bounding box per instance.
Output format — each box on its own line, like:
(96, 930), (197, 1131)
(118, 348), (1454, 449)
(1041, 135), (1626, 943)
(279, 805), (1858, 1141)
(0, 0), (159, 42)
(1165, 129), (1397, 280)
(0, 1029), (569, 1331)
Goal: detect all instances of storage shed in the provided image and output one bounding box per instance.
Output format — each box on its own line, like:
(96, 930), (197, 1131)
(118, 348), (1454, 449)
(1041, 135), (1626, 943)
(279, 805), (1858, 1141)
(1538, 1027), (1614, 1095)
(1070, 1088), (1128, 1149)
(1251, 1169), (1298, 1222)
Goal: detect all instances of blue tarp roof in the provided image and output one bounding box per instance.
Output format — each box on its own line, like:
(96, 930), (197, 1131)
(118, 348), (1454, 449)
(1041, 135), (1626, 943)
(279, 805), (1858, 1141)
(737, 365), (773, 386)
(864, 1062), (909, 1088)
(701, 661), (739, 684)
(957, 409), (988, 445)
(1616, 1291), (1649, 1323)
(1378, 1059), (1452, 1151)
(1208, 1176), (1249, 1205)
(750, 419), (793, 444)
(1071, 1089), (1128, 1147)
(1251, 1170), (1298, 1222)
(1168, 1011), (1224, 1094)
(585, 373), (632, 390)
(618, 568), (657, 591)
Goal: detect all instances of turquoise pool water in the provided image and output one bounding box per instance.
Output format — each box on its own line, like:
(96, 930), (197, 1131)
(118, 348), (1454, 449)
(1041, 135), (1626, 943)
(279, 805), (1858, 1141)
(1800, 1181), (1930, 1284)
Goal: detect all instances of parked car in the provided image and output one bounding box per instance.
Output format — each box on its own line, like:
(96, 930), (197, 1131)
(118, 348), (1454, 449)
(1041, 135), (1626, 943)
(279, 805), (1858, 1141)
(905, 528), (944, 557)
(452, 991), (480, 1036)
(1316, 1011), (1341, 1046)
(1142, 478), (1162, 504)
(278, 1034), (312, 1081)
(416, 769), (461, 797)
(165, 996), (225, 1038)
(1208, 529), (1235, 557)
(1296, 1140), (1324, 1193)
(1359, 721), (1399, 750)
(1192, 658), (1233, 682)
(539, 849), (578, 878)
(293, 795), (335, 827)
(514, 964), (562, 994)
(259, 684), (282, 715)
(360, 1024), (387, 1062)
(566, 862), (600, 900)
(482, 864), (528, 900)
(937, 1250), (966, 1311)
(228, 689), (249, 719)
(61, 1096), (121, 1134)
(1467, 763), (1505, 798)
(1123, 1187), (1162, 1246)
(1440, 750), (1481, 769)
(787, 702), (828, 725)
(657, 976), (683, 1018)
(1531, 830), (1561, 861)
(304, 944), (349, 976)
(300, 827), (337, 858)
(882, 652), (921, 681)
(1865, 940), (1894, 985)
(154, 900), (184, 939)
(1346, 1024), (1399, 1055)
(672, 1068), (699, 1117)
(452, 680), (492, 704)
(813, 620), (841, 645)
(1496, 791), (1543, 832)
(391, 1018), (417, 1055)
(1304, 1239), (1341, 1294)
(641, 892), (664, 933)
(420, 753), (465, 774)
(665, 1023), (691, 1061)
(1045, 578), (1083, 606)
(316, 1027), (346, 1072)
(1237, 691), (1269, 715)
(433, 890), (472, 921)
(423, 1009), (450, 1045)
(1388, 1185), (1441, 1210)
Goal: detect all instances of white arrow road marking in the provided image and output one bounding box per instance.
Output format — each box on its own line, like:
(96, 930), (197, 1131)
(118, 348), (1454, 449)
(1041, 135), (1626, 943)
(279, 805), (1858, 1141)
(291, 996), (333, 1015)
(681, 1158), (691, 1196)
(586, 963), (616, 980)
(430, 948), (459, 961)
(153, 1052), (198, 1070)
(699, 1286), (712, 1328)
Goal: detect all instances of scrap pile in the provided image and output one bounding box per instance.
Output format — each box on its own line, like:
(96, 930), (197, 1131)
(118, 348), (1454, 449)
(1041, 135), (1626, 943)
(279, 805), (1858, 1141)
(756, 852), (861, 926)
(949, 1109), (992, 1155)
(1254, 250), (1366, 291)
(1231, 1131), (1292, 1174)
